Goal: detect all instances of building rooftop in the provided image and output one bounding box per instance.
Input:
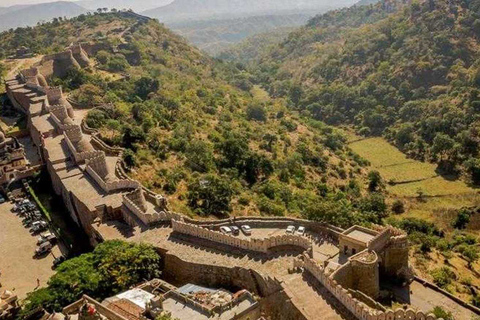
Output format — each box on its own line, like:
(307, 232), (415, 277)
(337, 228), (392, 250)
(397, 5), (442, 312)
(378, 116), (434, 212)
(342, 226), (378, 245)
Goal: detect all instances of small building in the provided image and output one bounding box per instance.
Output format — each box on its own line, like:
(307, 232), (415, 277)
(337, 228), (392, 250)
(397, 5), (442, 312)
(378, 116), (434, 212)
(338, 225), (378, 257)
(0, 132), (32, 188)
(62, 279), (261, 320)
(0, 290), (19, 319)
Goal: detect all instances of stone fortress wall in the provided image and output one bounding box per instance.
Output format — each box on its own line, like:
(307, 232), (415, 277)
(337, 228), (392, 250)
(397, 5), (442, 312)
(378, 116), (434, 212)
(172, 220), (312, 254)
(295, 256), (437, 320)
(3, 46), (447, 320)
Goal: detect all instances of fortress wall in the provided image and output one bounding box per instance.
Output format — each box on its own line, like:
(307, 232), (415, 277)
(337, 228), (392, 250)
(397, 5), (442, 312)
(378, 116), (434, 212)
(86, 163), (139, 194)
(6, 86), (29, 114)
(368, 228), (391, 252)
(90, 135), (123, 156)
(182, 216), (343, 240)
(163, 253), (282, 297)
(45, 87), (64, 104)
(350, 251), (380, 299)
(172, 220), (312, 254)
(41, 50), (81, 78)
(63, 129), (104, 164)
(71, 44), (91, 68)
(295, 257), (440, 320)
(382, 236), (409, 278)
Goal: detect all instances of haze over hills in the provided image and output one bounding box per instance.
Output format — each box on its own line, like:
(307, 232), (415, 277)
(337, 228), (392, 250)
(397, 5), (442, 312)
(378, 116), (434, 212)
(143, 0), (359, 23)
(0, 0), (366, 52)
(76, 0), (173, 13)
(171, 13), (311, 55)
(0, 1), (87, 31)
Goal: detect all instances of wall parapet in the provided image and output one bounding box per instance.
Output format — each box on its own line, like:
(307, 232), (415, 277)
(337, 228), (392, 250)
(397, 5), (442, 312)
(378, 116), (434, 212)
(295, 256), (442, 320)
(172, 220), (312, 254)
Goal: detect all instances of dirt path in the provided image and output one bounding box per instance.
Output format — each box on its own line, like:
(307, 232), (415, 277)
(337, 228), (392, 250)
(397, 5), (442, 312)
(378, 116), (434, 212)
(6, 56), (43, 78)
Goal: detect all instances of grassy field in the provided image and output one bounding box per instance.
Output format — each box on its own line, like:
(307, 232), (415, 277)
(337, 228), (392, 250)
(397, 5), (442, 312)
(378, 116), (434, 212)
(346, 132), (480, 302)
(348, 136), (474, 197)
(345, 131), (480, 231)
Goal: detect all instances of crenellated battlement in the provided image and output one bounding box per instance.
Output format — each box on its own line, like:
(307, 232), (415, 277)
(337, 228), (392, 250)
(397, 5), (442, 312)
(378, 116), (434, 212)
(172, 220), (312, 254)
(45, 86), (64, 104)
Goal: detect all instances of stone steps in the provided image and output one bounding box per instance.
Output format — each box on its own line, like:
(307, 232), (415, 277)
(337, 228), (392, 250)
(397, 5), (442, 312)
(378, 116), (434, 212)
(282, 273), (356, 320)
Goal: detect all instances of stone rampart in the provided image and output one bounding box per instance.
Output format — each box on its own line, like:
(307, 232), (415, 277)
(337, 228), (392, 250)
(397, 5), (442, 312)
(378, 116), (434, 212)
(45, 86), (64, 104)
(172, 220), (312, 254)
(182, 216), (343, 240)
(122, 194), (177, 226)
(163, 253), (282, 297)
(368, 228), (391, 252)
(70, 44), (90, 68)
(294, 256), (441, 320)
(86, 163), (140, 193)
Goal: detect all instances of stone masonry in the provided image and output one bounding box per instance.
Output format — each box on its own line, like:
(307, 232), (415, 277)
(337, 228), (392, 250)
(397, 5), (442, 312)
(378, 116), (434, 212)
(3, 47), (451, 320)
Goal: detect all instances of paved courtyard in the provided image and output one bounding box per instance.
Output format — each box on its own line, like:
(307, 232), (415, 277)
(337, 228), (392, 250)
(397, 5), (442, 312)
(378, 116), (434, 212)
(0, 201), (61, 298)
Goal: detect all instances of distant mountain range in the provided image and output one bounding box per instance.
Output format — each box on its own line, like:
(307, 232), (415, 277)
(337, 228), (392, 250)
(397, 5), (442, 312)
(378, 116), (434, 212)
(0, 0), (363, 52)
(0, 1), (87, 31)
(77, 0), (173, 13)
(143, 0), (358, 23)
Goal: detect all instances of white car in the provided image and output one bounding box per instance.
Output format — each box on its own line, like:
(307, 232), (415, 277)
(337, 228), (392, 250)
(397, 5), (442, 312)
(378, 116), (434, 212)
(296, 226), (306, 236)
(37, 232), (57, 245)
(286, 225), (296, 234)
(35, 242), (52, 256)
(241, 225), (252, 235)
(220, 226), (232, 234)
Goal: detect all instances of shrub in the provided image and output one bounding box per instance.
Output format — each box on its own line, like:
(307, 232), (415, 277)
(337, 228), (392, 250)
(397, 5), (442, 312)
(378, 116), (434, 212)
(431, 267), (456, 289)
(391, 199), (405, 214)
(452, 209), (471, 229)
(246, 104), (267, 122)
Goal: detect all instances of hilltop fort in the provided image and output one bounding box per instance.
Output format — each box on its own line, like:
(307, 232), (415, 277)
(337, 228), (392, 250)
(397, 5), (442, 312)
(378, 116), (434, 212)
(4, 45), (474, 320)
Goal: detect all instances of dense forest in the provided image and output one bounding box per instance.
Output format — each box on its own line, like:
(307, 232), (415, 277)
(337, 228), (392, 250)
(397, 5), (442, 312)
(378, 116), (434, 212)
(234, 0), (480, 185)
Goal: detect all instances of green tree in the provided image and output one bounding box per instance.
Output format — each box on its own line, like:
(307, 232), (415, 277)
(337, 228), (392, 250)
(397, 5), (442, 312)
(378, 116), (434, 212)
(452, 209), (471, 230)
(246, 104), (267, 122)
(367, 170), (383, 192)
(134, 77), (160, 100)
(187, 174), (234, 217)
(21, 241), (161, 314)
(185, 140), (215, 173)
(0, 62), (6, 84)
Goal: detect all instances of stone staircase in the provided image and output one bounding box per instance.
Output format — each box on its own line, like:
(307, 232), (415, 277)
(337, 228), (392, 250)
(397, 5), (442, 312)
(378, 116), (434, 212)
(281, 272), (356, 320)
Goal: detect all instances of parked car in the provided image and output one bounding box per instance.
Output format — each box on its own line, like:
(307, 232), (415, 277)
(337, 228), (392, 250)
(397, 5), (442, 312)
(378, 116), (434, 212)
(230, 226), (240, 236)
(52, 256), (66, 269)
(286, 225), (296, 234)
(35, 242), (52, 256)
(296, 226), (306, 236)
(37, 232), (57, 245)
(31, 221), (48, 233)
(241, 225), (252, 236)
(220, 226), (232, 234)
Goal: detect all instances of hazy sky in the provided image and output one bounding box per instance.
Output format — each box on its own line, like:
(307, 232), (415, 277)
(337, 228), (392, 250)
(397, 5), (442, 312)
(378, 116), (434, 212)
(0, 0), (76, 6)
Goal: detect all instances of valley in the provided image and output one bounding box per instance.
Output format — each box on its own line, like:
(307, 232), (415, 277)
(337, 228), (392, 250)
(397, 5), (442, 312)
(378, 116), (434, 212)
(1, 0), (480, 319)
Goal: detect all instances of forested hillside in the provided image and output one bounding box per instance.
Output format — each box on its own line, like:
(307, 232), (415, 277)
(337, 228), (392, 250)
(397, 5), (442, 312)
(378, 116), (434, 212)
(245, 0), (480, 184)
(0, 12), (395, 226)
(169, 14), (310, 56)
(219, 0), (480, 304)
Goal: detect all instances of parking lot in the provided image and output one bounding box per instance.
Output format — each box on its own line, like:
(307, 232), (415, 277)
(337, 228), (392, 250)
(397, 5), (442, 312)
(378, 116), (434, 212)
(223, 224), (340, 262)
(0, 200), (61, 298)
